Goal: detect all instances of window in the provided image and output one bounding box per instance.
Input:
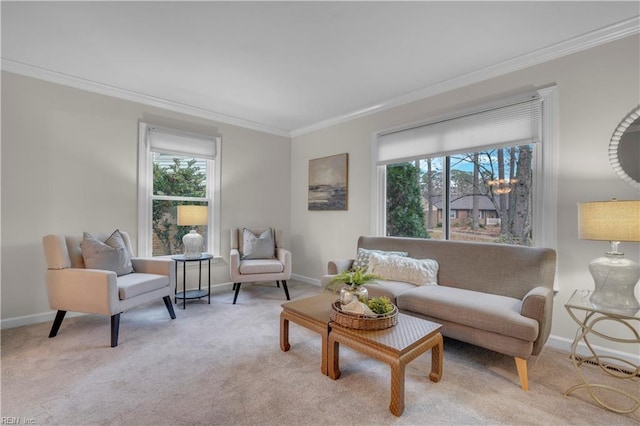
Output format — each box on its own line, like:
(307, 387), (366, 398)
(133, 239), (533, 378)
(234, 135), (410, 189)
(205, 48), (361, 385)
(138, 123), (221, 257)
(373, 88), (558, 248)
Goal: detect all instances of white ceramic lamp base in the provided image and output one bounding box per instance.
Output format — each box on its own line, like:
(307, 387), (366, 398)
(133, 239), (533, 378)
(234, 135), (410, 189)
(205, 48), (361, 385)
(183, 230), (203, 259)
(589, 254), (640, 311)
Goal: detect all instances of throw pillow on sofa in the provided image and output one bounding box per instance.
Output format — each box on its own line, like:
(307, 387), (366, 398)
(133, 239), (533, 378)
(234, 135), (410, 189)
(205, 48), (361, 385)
(368, 252), (439, 286)
(81, 229), (134, 276)
(353, 248), (408, 271)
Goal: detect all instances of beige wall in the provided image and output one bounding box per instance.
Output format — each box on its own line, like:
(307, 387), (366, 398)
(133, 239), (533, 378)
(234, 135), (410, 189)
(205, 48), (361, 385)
(1, 71), (291, 322)
(2, 35), (639, 358)
(291, 35), (640, 356)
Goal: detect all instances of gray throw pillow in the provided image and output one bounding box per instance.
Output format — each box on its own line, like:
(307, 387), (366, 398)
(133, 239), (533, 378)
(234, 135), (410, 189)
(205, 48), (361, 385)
(81, 230), (134, 276)
(241, 228), (275, 260)
(353, 248), (409, 272)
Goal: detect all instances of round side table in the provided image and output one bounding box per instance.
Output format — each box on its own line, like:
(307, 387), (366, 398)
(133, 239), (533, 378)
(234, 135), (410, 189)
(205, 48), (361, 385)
(171, 254), (213, 309)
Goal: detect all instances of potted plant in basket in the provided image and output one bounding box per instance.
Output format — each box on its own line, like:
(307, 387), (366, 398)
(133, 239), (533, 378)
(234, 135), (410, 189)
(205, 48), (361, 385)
(326, 268), (381, 305)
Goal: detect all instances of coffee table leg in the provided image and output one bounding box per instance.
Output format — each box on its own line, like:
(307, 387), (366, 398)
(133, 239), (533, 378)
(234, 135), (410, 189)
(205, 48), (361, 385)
(390, 361), (406, 416)
(321, 328), (328, 375)
(280, 312), (290, 352)
(429, 333), (443, 382)
(328, 335), (341, 380)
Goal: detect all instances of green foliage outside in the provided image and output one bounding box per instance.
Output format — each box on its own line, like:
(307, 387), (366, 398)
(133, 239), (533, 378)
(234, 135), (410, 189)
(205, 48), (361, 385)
(386, 163), (429, 238)
(153, 157), (206, 255)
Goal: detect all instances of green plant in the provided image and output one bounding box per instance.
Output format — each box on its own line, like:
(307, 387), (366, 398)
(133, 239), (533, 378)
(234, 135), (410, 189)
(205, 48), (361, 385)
(368, 296), (395, 315)
(325, 268), (381, 292)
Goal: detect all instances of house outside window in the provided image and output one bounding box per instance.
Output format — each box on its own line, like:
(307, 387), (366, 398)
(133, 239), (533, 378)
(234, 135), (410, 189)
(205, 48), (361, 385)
(374, 87), (558, 249)
(137, 123), (221, 257)
(387, 144), (533, 245)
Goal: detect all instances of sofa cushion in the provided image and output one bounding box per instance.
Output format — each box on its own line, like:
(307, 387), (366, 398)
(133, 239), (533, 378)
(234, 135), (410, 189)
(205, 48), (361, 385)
(353, 248), (408, 271)
(239, 259), (284, 275)
(368, 253), (438, 286)
(397, 286), (539, 342)
(117, 273), (169, 300)
(363, 279), (416, 304)
(241, 228), (275, 260)
(81, 230), (133, 276)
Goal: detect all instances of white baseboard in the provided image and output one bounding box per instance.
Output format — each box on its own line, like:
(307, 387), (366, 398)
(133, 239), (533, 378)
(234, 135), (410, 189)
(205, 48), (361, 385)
(291, 273), (321, 286)
(545, 334), (639, 368)
(1, 310), (86, 330)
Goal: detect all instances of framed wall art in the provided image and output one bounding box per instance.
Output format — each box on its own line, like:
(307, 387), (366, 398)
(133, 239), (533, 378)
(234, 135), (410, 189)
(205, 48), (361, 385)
(308, 153), (348, 211)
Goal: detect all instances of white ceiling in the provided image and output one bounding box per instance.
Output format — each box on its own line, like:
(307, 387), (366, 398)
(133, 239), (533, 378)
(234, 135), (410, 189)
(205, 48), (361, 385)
(2, 2), (639, 136)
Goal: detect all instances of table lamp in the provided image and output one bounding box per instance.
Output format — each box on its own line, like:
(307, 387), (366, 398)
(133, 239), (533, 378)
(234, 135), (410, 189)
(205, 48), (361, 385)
(177, 205), (208, 258)
(578, 199), (640, 310)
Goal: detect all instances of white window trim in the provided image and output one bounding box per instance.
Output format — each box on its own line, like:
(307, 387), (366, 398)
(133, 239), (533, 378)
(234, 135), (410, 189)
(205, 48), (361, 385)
(137, 122), (221, 257)
(371, 86), (558, 254)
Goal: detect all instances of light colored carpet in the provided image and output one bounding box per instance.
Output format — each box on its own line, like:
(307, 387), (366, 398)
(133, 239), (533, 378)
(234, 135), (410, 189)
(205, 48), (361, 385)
(1, 281), (638, 425)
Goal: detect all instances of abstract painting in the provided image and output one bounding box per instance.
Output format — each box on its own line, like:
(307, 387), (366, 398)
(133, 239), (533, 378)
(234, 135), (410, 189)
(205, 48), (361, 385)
(308, 153), (348, 211)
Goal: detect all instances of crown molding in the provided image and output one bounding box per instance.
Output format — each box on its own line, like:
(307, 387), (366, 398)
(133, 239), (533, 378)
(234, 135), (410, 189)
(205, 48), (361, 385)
(291, 16), (640, 137)
(2, 16), (638, 139)
(0, 59), (291, 138)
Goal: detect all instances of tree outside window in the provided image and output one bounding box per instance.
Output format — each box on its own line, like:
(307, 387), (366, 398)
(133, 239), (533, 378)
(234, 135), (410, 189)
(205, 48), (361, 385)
(386, 144), (534, 246)
(152, 153), (209, 256)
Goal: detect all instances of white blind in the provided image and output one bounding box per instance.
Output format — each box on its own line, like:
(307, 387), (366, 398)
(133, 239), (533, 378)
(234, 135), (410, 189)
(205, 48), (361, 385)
(147, 126), (217, 159)
(377, 97), (541, 164)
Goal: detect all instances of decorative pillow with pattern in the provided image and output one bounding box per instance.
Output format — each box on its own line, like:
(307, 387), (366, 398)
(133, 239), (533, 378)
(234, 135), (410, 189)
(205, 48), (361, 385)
(368, 252), (438, 286)
(241, 228), (276, 260)
(353, 248), (408, 272)
(81, 229), (134, 276)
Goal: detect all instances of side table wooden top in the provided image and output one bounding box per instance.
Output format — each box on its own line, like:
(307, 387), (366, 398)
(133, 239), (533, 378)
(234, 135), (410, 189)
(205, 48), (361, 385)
(281, 292), (337, 323)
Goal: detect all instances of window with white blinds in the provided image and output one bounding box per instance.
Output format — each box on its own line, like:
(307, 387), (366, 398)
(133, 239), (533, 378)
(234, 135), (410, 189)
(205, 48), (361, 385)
(138, 123), (221, 257)
(377, 96), (542, 164)
(372, 87), (558, 253)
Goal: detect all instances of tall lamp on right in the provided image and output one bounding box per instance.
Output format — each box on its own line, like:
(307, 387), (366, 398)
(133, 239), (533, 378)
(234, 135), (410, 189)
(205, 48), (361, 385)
(578, 199), (640, 310)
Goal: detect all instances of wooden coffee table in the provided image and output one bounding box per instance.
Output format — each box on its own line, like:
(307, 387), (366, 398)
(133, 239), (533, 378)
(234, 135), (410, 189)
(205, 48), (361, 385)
(280, 293), (336, 375)
(327, 313), (443, 416)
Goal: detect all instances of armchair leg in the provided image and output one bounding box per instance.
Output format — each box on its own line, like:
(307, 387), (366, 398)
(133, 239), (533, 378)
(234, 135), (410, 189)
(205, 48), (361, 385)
(233, 283), (242, 304)
(281, 280), (290, 300)
(163, 296), (176, 319)
(49, 310), (67, 338)
(111, 314), (121, 348)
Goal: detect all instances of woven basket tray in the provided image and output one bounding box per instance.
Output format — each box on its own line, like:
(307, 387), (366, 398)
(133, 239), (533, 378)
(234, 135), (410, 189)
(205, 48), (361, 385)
(330, 301), (398, 330)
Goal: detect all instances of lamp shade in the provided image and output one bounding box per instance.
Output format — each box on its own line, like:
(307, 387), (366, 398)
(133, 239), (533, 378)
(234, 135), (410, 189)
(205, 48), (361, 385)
(578, 200), (640, 242)
(177, 205), (208, 226)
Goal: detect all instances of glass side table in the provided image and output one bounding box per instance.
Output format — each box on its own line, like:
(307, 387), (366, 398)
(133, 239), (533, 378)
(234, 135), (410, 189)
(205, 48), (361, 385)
(563, 289), (639, 413)
(171, 254), (213, 309)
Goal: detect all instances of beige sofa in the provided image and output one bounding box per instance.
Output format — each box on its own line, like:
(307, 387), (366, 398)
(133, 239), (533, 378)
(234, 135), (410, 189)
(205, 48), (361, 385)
(321, 236), (556, 390)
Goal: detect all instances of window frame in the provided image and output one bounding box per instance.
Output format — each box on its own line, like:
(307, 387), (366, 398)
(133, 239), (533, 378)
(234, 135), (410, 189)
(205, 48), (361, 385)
(137, 122), (221, 257)
(371, 87), (558, 251)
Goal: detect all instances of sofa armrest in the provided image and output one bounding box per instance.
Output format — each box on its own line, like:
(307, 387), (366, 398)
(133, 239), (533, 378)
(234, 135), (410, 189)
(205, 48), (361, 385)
(521, 286), (554, 355)
(327, 259), (354, 275)
(45, 268), (119, 316)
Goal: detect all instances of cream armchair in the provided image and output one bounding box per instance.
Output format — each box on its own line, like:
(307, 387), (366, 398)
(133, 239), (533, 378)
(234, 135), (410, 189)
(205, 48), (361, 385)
(229, 228), (291, 304)
(43, 231), (176, 347)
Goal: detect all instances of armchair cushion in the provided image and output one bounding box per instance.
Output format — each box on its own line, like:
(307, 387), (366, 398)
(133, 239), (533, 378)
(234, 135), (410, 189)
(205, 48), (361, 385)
(81, 230), (133, 276)
(239, 259), (285, 275)
(241, 228), (275, 260)
(117, 273), (170, 300)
